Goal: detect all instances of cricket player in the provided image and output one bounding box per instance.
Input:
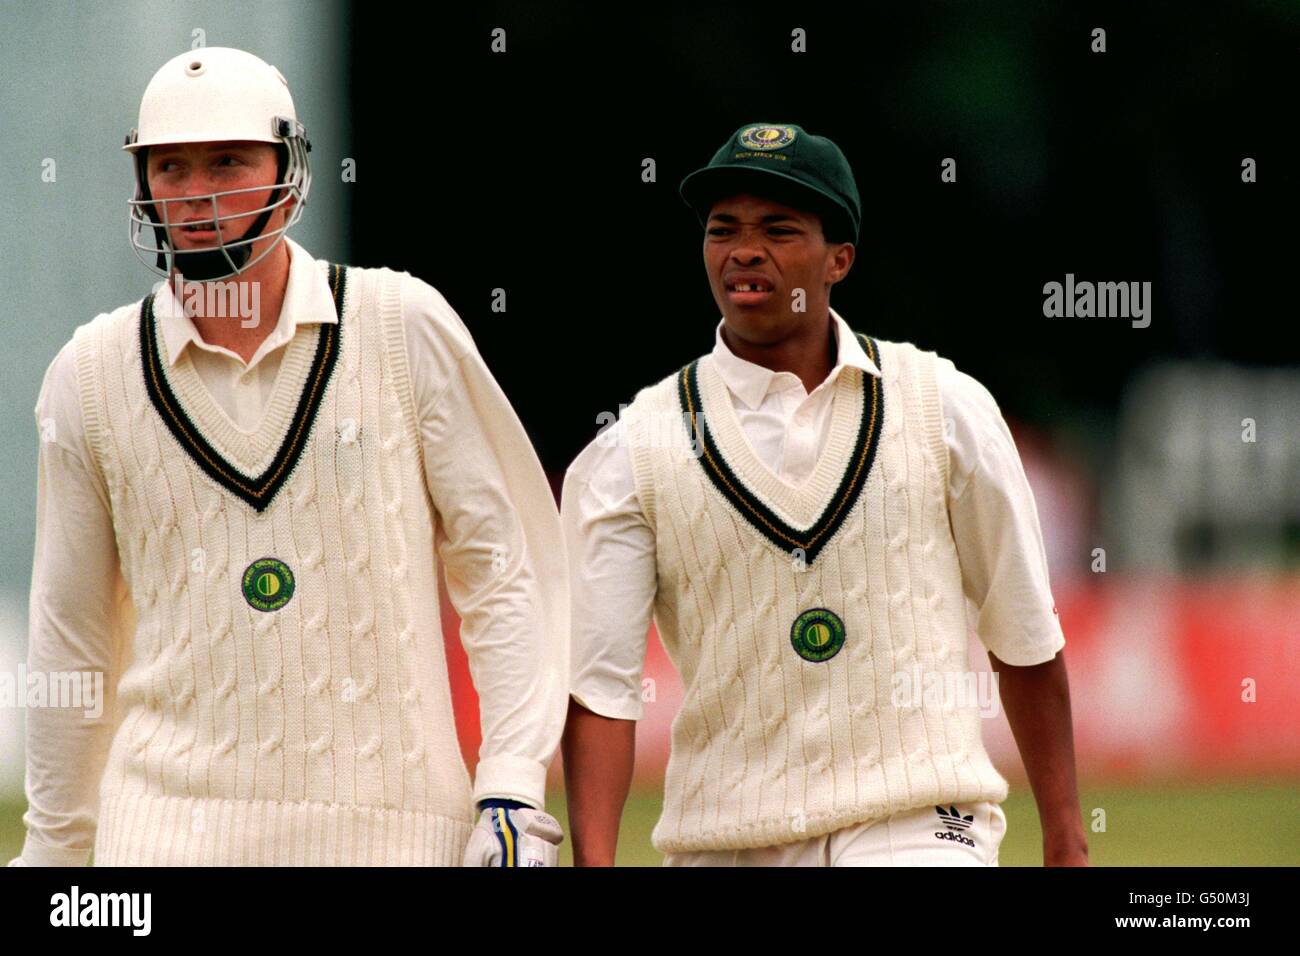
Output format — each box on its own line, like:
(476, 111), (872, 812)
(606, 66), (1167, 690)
(9, 47), (565, 867)
(561, 123), (1089, 866)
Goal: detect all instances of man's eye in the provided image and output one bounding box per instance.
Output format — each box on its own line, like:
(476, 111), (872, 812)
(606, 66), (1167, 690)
(707, 228), (732, 237)
(218, 156), (240, 166)
(768, 227), (795, 235)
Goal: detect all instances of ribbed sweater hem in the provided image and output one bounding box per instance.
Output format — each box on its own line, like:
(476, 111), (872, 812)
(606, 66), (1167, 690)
(651, 754), (1009, 854)
(94, 792), (473, 866)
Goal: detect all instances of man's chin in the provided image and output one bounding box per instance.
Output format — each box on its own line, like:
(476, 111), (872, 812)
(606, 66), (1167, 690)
(720, 310), (793, 346)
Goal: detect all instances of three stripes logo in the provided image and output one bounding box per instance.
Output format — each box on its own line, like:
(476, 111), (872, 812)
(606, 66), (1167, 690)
(934, 805), (976, 847)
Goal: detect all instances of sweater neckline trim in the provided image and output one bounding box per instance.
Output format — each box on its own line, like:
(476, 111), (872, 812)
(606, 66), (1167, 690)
(139, 263), (348, 513)
(677, 332), (884, 565)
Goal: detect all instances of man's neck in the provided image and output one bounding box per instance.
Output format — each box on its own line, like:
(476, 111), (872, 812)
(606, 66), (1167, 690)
(721, 312), (837, 395)
(175, 241), (290, 366)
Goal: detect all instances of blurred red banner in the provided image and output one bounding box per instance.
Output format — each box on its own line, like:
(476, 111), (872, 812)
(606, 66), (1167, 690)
(442, 576), (1300, 787)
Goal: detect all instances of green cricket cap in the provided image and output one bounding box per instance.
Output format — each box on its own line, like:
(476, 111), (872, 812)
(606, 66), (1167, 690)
(679, 122), (861, 244)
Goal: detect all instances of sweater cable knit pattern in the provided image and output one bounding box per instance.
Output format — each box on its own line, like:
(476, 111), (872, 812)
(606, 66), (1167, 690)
(71, 261), (474, 865)
(624, 336), (1009, 854)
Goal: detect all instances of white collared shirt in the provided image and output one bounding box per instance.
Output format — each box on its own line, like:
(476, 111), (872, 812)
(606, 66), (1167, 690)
(20, 237), (562, 864)
(150, 235), (344, 432)
(563, 310), (1066, 721)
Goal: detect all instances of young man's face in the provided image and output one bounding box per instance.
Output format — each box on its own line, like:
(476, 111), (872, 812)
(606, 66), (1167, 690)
(703, 193), (854, 344)
(145, 140), (289, 253)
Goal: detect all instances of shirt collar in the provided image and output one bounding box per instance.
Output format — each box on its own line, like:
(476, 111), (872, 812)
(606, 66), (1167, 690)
(152, 236), (338, 369)
(710, 308), (882, 410)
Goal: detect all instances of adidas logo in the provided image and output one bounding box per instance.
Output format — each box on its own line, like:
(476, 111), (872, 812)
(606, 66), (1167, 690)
(936, 806), (973, 830)
(934, 805), (976, 847)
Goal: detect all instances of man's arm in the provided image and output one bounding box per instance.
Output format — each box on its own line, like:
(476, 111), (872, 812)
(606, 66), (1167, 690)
(560, 699), (635, 867)
(938, 360), (1086, 866)
(987, 651), (1089, 865)
(558, 419), (656, 866)
(403, 278), (569, 811)
(11, 343), (123, 866)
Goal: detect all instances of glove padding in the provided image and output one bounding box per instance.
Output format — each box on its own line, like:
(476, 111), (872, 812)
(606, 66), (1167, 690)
(463, 800), (564, 867)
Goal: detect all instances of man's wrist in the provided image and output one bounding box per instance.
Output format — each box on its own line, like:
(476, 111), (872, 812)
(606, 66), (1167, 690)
(1036, 799), (1085, 830)
(477, 797), (530, 813)
(16, 833), (92, 867)
(572, 849), (616, 867)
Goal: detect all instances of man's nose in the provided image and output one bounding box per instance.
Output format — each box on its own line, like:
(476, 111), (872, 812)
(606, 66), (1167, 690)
(184, 179), (220, 201)
(166, 170), (221, 201)
(730, 244), (767, 265)
(166, 182), (220, 218)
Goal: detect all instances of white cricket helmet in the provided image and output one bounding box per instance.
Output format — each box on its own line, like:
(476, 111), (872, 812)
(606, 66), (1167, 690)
(124, 47), (312, 281)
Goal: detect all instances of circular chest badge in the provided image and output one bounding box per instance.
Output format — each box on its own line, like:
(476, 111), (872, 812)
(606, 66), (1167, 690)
(790, 608), (846, 662)
(242, 557), (295, 612)
(739, 124), (797, 150)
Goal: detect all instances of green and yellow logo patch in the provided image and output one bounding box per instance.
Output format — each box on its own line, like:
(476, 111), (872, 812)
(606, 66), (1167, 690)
(790, 608), (846, 662)
(739, 125), (797, 151)
(242, 557), (295, 612)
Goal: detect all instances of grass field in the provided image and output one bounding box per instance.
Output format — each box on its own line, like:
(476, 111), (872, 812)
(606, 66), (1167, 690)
(3, 778), (1294, 866)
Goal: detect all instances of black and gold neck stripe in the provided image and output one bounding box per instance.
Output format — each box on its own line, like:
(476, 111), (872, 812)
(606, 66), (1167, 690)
(139, 263), (347, 513)
(677, 333), (884, 566)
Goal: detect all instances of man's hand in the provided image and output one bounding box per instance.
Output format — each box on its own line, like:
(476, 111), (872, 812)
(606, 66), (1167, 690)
(1044, 838), (1090, 867)
(463, 799), (564, 867)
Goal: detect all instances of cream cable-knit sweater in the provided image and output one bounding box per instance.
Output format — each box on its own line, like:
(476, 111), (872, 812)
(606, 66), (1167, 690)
(624, 335), (1009, 854)
(68, 265), (477, 864)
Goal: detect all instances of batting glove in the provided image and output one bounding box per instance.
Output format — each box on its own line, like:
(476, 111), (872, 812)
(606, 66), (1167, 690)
(463, 798), (564, 867)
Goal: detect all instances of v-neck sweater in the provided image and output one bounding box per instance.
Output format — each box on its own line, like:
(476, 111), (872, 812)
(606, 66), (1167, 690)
(66, 263), (475, 865)
(623, 336), (1009, 854)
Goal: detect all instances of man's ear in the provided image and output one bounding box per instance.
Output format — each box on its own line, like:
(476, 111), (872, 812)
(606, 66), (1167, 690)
(827, 242), (855, 285)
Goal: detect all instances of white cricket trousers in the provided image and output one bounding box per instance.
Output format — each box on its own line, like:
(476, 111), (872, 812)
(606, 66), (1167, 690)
(662, 801), (1007, 867)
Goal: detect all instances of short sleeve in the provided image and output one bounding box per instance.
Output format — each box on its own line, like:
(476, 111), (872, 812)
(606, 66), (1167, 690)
(938, 360), (1066, 666)
(561, 422), (656, 721)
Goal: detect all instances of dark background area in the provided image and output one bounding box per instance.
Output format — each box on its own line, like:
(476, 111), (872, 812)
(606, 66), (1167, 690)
(350, 0), (1299, 473)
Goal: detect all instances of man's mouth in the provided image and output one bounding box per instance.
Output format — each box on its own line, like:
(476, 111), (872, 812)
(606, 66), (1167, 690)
(725, 276), (775, 304)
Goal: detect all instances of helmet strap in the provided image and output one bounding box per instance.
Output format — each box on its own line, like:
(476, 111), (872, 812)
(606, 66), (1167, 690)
(136, 151), (172, 273)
